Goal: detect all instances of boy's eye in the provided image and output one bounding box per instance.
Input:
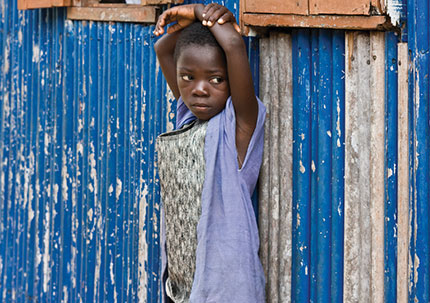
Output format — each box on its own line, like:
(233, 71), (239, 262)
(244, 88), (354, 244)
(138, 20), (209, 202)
(181, 75), (193, 81)
(209, 77), (223, 84)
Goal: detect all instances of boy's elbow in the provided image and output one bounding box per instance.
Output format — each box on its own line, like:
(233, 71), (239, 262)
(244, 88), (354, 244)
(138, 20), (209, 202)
(154, 39), (162, 54)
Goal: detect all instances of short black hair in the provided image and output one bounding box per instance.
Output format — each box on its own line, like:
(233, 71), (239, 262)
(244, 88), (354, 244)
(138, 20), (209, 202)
(174, 22), (224, 63)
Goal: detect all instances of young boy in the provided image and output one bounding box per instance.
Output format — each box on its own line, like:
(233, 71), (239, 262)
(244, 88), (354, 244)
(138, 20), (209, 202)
(154, 3), (266, 302)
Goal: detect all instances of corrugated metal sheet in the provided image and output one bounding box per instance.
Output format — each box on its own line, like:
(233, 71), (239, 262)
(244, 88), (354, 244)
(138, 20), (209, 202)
(258, 30), (407, 303)
(0, 1), (258, 302)
(0, 4), (172, 302)
(259, 29), (345, 303)
(407, 0), (430, 301)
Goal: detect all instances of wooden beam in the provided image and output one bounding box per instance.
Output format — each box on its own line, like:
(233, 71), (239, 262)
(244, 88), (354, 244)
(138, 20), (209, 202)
(242, 13), (389, 30)
(18, 0), (71, 10)
(67, 6), (157, 23)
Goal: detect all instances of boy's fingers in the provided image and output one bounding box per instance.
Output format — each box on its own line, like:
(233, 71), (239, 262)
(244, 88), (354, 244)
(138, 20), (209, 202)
(233, 22), (241, 33)
(202, 5), (219, 21)
(167, 23), (182, 34)
(206, 8), (228, 25)
(202, 3), (216, 16)
(217, 12), (235, 24)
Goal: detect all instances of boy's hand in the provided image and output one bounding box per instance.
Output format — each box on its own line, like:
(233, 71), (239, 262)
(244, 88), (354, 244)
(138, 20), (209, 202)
(154, 4), (197, 36)
(201, 3), (241, 33)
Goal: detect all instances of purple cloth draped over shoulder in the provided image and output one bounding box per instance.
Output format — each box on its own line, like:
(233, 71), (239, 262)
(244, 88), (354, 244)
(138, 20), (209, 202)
(161, 96), (266, 303)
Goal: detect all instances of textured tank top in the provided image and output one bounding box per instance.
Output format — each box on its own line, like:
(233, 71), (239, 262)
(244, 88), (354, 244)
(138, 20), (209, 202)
(156, 120), (208, 303)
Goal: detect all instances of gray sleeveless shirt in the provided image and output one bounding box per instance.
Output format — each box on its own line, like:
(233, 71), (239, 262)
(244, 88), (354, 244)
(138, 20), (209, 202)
(156, 120), (208, 303)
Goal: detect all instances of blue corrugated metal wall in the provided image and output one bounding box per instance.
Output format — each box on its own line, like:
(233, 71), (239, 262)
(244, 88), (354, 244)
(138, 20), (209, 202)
(0, 3), (170, 302)
(0, 1), (258, 302)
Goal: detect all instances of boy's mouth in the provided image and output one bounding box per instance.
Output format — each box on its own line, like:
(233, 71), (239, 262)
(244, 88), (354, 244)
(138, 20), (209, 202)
(192, 103), (210, 110)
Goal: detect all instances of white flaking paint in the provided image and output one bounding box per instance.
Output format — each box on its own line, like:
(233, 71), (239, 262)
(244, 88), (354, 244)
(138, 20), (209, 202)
(18, 30), (23, 44)
(61, 150), (69, 201)
(165, 89), (175, 131)
(42, 202), (51, 293)
(414, 254), (420, 285)
(386, 0), (403, 26)
(138, 183), (149, 302)
(88, 208), (93, 222)
(387, 167), (393, 178)
(77, 142), (83, 156)
(32, 43), (40, 63)
(115, 178), (122, 200)
(78, 118), (83, 134)
(63, 286), (68, 302)
(3, 37), (10, 74)
(110, 261), (118, 303)
(44, 132), (51, 155)
(299, 161), (306, 174)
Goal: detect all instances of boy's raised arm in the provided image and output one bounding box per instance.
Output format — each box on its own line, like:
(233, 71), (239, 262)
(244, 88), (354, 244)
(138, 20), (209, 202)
(154, 4), (199, 100)
(197, 4), (259, 161)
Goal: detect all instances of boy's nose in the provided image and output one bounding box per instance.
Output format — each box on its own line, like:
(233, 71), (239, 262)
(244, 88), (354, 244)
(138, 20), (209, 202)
(192, 81), (208, 96)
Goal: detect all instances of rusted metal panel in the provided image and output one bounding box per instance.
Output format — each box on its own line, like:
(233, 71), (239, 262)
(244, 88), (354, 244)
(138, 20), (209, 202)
(309, 0), (374, 15)
(244, 0), (308, 15)
(18, 0), (71, 10)
(242, 14), (389, 30)
(66, 6), (157, 23)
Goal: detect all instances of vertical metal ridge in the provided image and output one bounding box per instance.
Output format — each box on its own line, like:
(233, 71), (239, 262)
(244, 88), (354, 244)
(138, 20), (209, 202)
(384, 31), (399, 303)
(397, 42), (409, 303)
(313, 29), (334, 303)
(408, 0), (430, 301)
(292, 29), (312, 303)
(330, 30), (345, 303)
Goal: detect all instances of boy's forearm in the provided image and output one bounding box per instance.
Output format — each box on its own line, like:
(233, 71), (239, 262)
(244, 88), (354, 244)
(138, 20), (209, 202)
(207, 22), (245, 54)
(154, 30), (180, 57)
(154, 31), (181, 99)
(193, 4), (205, 22)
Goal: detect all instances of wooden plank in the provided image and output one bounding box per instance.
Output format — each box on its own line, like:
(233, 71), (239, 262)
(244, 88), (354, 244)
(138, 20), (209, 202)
(140, 0), (183, 5)
(309, 0), (371, 15)
(18, 0), (71, 10)
(67, 6), (157, 23)
(397, 42), (409, 303)
(243, 13), (389, 30)
(244, 0), (308, 15)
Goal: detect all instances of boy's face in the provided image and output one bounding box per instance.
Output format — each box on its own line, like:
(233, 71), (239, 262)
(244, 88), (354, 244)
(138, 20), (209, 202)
(176, 44), (230, 121)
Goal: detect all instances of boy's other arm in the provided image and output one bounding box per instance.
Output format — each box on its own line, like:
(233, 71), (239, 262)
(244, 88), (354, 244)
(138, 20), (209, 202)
(153, 4), (199, 100)
(154, 31), (181, 100)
